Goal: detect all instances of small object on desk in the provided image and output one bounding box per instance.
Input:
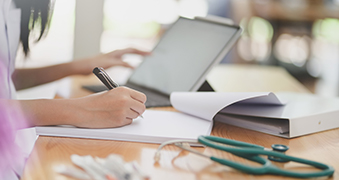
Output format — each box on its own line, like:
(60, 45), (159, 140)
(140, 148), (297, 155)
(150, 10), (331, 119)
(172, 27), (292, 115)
(56, 153), (149, 180)
(155, 135), (335, 178)
(54, 164), (91, 180)
(93, 67), (143, 118)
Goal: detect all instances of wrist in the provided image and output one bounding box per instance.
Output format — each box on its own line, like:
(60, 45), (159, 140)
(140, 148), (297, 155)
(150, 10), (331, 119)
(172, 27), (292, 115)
(63, 98), (94, 127)
(68, 58), (94, 75)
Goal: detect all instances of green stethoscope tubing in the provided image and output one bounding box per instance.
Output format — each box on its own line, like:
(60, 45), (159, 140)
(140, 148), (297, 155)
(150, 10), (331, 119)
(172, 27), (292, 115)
(198, 136), (334, 178)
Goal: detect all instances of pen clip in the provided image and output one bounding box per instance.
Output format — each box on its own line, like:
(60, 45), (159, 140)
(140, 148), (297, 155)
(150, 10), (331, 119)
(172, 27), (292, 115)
(99, 67), (119, 88)
(93, 67), (119, 90)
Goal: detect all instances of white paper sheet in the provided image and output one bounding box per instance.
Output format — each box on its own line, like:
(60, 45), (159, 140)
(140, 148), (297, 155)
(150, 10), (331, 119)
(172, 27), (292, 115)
(170, 92), (284, 120)
(36, 110), (213, 144)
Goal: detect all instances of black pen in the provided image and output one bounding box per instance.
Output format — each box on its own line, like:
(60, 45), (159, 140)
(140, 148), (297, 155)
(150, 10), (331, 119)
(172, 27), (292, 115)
(93, 67), (119, 89)
(93, 67), (144, 118)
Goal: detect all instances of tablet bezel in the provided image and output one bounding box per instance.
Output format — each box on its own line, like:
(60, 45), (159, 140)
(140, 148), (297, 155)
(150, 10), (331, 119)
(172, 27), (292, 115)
(126, 16), (242, 95)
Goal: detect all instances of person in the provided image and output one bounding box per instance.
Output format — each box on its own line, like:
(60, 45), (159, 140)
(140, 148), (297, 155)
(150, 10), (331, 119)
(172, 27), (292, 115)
(0, 0), (149, 129)
(1, 0), (149, 179)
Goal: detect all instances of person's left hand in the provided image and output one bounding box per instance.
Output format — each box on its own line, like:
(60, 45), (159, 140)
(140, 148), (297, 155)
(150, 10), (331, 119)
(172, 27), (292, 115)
(73, 48), (151, 75)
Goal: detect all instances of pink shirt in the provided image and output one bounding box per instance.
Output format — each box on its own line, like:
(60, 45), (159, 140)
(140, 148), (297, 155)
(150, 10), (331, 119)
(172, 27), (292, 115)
(0, 1), (26, 180)
(0, 0), (20, 99)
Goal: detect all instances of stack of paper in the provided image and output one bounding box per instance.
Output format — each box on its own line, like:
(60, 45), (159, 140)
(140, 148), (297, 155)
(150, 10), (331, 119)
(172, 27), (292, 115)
(171, 91), (339, 138)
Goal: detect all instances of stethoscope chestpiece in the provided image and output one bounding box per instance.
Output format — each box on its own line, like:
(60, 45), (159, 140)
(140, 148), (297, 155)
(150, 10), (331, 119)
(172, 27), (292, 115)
(268, 144), (290, 163)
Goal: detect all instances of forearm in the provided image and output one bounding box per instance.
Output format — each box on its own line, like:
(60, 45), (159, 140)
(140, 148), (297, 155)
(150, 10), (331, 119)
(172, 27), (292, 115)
(12, 62), (79, 90)
(18, 98), (87, 127)
(1, 87), (146, 128)
(12, 57), (100, 90)
(12, 48), (149, 90)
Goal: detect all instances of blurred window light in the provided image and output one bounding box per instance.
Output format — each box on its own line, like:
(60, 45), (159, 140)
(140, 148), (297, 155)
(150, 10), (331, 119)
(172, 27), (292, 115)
(307, 58), (323, 78)
(101, 0), (209, 53)
(103, 0), (209, 31)
(104, 0), (179, 25)
(274, 34), (310, 67)
(311, 37), (330, 60)
(178, 0), (208, 19)
(248, 17), (273, 43)
(103, 19), (161, 39)
(273, 34), (291, 64)
(309, 18), (339, 78)
(237, 17), (273, 62)
(153, 0), (180, 24)
(237, 36), (254, 61)
(103, 0), (164, 38)
(250, 40), (271, 62)
(313, 18), (339, 44)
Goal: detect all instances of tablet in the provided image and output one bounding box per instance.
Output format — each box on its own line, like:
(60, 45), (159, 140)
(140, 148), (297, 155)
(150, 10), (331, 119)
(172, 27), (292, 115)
(84, 16), (242, 107)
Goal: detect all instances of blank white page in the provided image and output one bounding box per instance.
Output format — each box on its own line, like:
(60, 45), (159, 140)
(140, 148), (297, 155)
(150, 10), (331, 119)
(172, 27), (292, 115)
(170, 92), (283, 120)
(35, 110), (213, 144)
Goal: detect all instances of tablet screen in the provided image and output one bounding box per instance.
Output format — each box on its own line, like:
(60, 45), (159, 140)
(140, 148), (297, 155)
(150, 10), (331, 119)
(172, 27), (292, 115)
(128, 17), (240, 95)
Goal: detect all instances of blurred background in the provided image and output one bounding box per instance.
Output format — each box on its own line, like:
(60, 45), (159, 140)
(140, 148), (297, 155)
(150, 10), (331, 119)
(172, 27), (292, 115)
(15, 0), (339, 97)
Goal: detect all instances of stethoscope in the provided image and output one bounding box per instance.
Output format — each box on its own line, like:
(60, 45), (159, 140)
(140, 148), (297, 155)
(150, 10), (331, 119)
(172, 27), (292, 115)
(154, 135), (334, 178)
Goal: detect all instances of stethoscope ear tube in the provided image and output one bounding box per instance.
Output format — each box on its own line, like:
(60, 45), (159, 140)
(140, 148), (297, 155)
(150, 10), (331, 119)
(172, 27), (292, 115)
(198, 136), (335, 178)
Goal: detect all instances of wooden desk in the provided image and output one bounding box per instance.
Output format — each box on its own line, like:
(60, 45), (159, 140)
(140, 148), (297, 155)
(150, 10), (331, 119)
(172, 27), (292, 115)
(21, 64), (339, 180)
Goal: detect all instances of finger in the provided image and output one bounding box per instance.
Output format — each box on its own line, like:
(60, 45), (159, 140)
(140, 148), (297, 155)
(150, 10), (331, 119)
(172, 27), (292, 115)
(124, 118), (133, 125)
(108, 60), (134, 69)
(101, 57), (134, 69)
(129, 100), (146, 116)
(116, 48), (151, 57)
(126, 108), (141, 119)
(131, 92), (147, 104)
(124, 87), (147, 104)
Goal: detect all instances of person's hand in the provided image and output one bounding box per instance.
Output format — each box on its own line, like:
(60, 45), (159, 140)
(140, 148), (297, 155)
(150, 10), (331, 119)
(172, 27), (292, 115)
(73, 86), (147, 128)
(73, 48), (151, 75)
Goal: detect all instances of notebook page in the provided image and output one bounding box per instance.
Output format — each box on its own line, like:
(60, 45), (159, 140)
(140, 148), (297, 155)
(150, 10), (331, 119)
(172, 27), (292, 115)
(170, 92), (282, 121)
(35, 110), (213, 144)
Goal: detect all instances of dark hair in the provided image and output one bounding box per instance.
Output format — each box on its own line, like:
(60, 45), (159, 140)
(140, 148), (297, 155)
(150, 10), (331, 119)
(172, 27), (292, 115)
(14, 0), (52, 56)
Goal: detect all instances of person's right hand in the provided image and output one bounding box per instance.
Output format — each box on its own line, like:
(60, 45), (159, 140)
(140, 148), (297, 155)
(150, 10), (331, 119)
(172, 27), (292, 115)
(73, 48), (151, 76)
(73, 86), (146, 128)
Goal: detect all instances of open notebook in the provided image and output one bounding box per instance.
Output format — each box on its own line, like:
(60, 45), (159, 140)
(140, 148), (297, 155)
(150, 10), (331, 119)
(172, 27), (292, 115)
(35, 110), (212, 145)
(35, 92), (282, 144)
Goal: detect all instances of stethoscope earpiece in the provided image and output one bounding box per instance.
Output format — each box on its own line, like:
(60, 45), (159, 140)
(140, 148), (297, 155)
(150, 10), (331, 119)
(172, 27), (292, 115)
(268, 144), (290, 162)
